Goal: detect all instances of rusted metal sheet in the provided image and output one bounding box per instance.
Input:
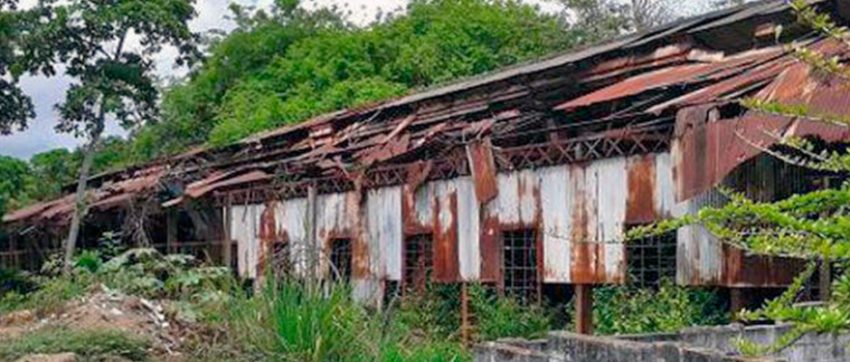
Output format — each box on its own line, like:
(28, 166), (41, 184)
(568, 157), (629, 284)
(594, 158), (627, 283)
(314, 192), (358, 277)
(433, 180), (460, 282)
(466, 138), (499, 204)
(626, 155), (657, 224)
(555, 49), (779, 112)
(722, 245), (806, 287)
(673, 190), (726, 286)
(276, 198), (309, 277)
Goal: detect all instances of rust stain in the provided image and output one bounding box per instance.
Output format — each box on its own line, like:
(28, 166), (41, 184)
(466, 138), (499, 204)
(401, 184), (430, 235)
(405, 160), (433, 195)
(479, 205), (501, 283)
(722, 245), (805, 287)
(626, 155), (657, 224)
(258, 201), (279, 278)
(350, 186), (370, 279)
(433, 190), (460, 282)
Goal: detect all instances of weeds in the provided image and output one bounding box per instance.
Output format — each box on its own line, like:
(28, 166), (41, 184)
(0, 327), (149, 361)
(570, 280), (728, 335)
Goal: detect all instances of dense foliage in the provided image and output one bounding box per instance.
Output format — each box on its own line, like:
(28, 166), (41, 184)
(570, 281), (728, 335)
(133, 0), (579, 156)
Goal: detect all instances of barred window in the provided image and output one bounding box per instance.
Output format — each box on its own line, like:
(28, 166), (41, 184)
(330, 238), (352, 282)
(404, 234), (433, 294)
(626, 228), (676, 287)
(502, 229), (538, 302)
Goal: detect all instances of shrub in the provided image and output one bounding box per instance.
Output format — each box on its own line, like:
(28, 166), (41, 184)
(0, 274), (94, 316)
(571, 280), (729, 335)
(0, 328), (149, 361)
(467, 284), (554, 341)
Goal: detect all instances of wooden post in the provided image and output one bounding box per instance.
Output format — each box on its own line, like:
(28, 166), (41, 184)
(166, 210), (177, 254)
(222, 204), (232, 269)
(730, 288), (747, 318)
(575, 284), (594, 335)
(461, 282), (471, 346)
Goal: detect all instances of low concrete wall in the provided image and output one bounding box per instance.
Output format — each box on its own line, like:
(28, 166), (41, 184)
(475, 332), (771, 362)
(679, 324), (850, 362)
(475, 323), (850, 362)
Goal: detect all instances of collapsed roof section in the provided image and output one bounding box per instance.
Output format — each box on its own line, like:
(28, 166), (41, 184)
(4, 0), (850, 227)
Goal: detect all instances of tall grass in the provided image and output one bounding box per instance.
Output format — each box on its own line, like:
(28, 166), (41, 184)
(217, 279), (469, 362)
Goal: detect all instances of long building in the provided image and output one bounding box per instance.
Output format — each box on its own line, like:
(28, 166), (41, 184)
(4, 0), (850, 332)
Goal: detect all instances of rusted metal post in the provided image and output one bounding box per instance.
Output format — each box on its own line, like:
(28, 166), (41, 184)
(730, 288), (747, 318)
(461, 282), (471, 346)
(166, 210), (177, 254)
(820, 260), (831, 301)
(575, 284), (594, 335)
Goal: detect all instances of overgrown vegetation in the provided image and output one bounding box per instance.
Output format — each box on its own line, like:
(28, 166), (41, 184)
(0, 245), (731, 360)
(0, 328), (150, 361)
(570, 281), (728, 335)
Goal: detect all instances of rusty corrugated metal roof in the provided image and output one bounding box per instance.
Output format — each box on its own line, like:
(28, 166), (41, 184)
(3, 0), (846, 226)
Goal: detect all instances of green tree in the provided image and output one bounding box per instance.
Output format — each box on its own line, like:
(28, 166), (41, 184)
(11, 0), (199, 273)
(134, 0), (577, 153)
(0, 156), (30, 217)
(0, 1), (34, 135)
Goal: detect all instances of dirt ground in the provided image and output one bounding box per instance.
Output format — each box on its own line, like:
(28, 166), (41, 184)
(0, 285), (190, 361)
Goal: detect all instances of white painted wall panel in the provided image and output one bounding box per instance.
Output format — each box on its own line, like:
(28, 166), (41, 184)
(366, 186), (403, 282)
(518, 170), (538, 225)
(229, 204), (263, 279)
(495, 173), (520, 224)
(456, 177), (481, 281)
(540, 165), (572, 283)
(277, 198), (308, 276)
(654, 152), (675, 217)
(593, 157), (627, 279)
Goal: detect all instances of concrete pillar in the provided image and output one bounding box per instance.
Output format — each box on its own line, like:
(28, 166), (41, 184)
(575, 284), (594, 334)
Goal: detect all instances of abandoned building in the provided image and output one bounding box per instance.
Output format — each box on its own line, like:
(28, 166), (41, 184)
(4, 0), (850, 333)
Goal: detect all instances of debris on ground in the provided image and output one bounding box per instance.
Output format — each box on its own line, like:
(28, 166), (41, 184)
(0, 284), (190, 360)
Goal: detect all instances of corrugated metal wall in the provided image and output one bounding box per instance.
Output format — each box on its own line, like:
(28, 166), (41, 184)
(228, 150), (801, 301)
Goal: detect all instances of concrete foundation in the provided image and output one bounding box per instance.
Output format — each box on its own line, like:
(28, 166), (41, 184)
(475, 323), (850, 362)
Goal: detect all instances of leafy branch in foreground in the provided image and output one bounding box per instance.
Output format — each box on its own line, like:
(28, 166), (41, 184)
(632, 2), (850, 355)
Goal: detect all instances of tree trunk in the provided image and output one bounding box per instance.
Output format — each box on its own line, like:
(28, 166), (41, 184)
(62, 129), (102, 275)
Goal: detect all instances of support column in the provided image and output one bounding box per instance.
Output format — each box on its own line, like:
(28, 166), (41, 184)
(575, 284), (594, 335)
(820, 260), (831, 301)
(222, 206), (232, 269)
(730, 288), (748, 318)
(166, 210), (178, 254)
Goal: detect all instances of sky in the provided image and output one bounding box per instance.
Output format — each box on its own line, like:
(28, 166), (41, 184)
(0, 0), (715, 160)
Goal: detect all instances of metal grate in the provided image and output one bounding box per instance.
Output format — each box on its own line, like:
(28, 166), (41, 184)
(329, 238), (352, 282)
(626, 228), (677, 287)
(270, 241), (291, 278)
(404, 234), (433, 294)
(502, 229), (538, 302)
